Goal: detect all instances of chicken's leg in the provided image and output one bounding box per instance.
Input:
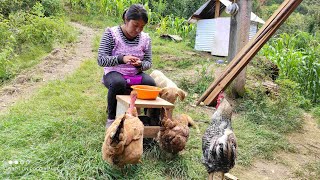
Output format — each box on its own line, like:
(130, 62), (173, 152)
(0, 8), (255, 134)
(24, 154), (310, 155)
(221, 172), (224, 180)
(208, 172), (214, 180)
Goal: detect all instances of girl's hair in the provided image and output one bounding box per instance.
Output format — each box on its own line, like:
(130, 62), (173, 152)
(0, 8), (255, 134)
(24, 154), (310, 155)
(122, 4), (148, 24)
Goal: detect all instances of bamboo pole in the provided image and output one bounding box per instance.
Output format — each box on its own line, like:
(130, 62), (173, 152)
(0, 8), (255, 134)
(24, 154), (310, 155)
(197, 0), (302, 105)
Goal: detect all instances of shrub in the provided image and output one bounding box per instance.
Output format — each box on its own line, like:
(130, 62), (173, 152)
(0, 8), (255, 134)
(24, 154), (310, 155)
(0, 15), (16, 81)
(0, 0), (37, 17)
(16, 3), (74, 47)
(41, 0), (64, 16)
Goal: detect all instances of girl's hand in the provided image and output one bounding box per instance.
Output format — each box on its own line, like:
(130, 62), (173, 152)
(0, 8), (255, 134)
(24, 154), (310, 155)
(123, 55), (140, 64)
(131, 59), (142, 66)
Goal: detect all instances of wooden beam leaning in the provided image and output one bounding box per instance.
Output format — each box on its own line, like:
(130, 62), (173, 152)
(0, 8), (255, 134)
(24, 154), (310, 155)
(197, 0), (291, 105)
(196, 0), (302, 105)
(204, 0), (302, 105)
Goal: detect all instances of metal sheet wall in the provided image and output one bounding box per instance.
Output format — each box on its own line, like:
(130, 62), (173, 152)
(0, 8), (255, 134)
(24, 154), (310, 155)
(195, 19), (215, 52)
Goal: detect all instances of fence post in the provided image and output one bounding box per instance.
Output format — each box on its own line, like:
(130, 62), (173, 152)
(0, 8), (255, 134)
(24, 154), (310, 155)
(228, 0), (252, 97)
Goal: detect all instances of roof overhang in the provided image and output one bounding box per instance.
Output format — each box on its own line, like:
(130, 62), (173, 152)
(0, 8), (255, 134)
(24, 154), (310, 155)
(188, 0), (265, 24)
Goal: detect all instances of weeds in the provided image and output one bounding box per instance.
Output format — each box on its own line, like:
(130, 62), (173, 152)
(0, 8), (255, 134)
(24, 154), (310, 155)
(311, 106), (320, 127)
(237, 79), (304, 134)
(67, 0), (196, 43)
(180, 60), (214, 96)
(294, 162), (320, 179)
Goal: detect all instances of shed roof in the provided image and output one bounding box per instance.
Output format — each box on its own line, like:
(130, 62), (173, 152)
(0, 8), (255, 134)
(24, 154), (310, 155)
(188, 0), (265, 24)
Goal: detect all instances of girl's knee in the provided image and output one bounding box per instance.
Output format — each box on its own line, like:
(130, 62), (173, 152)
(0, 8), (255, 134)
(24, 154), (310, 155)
(112, 79), (126, 87)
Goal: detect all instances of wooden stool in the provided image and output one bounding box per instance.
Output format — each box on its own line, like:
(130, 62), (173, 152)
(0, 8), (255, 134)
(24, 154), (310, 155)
(116, 95), (174, 138)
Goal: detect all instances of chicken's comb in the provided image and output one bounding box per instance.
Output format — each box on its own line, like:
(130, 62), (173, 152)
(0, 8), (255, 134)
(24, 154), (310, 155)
(215, 91), (225, 109)
(218, 91), (224, 99)
(130, 90), (138, 95)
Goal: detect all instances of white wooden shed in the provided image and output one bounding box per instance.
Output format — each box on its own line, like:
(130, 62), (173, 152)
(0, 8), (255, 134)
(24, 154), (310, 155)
(188, 0), (265, 56)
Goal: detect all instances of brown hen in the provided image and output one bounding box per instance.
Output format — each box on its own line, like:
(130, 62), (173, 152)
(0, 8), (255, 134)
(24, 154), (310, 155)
(159, 111), (190, 154)
(101, 91), (144, 168)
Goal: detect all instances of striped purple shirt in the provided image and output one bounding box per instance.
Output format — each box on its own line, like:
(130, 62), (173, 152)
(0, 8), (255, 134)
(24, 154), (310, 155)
(97, 26), (152, 74)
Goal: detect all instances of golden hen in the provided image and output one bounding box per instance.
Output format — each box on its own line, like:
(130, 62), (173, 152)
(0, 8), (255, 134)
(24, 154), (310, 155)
(101, 91), (144, 168)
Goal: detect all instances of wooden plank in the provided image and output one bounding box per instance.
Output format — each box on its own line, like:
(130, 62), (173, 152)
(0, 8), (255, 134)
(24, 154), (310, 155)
(215, 0), (220, 18)
(116, 95), (174, 108)
(197, 0), (292, 105)
(143, 126), (160, 138)
(203, 0), (290, 100)
(225, 173), (238, 180)
(203, 0), (302, 105)
(116, 101), (128, 118)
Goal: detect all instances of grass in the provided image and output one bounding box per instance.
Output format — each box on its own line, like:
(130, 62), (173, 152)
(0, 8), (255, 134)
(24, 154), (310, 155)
(0, 59), (208, 179)
(311, 106), (320, 127)
(232, 117), (294, 166)
(0, 42), (75, 86)
(11, 45), (50, 73)
(68, 11), (119, 29)
(294, 162), (320, 179)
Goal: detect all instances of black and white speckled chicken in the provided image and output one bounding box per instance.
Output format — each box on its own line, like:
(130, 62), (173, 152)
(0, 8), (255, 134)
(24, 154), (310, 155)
(202, 94), (237, 180)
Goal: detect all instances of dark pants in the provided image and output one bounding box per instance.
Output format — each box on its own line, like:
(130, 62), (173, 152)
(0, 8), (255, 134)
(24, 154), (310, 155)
(103, 71), (156, 120)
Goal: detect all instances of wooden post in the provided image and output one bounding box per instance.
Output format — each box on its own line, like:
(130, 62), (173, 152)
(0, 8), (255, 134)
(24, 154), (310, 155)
(215, 0), (221, 18)
(228, 0), (252, 97)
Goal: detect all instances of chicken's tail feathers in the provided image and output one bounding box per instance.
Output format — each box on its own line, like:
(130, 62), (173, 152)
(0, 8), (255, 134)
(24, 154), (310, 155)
(161, 107), (173, 123)
(185, 115), (200, 134)
(111, 115), (126, 144)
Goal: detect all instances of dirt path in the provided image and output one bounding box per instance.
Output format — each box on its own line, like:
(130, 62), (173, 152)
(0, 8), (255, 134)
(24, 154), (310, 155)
(232, 113), (320, 179)
(0, 22), (99, 114)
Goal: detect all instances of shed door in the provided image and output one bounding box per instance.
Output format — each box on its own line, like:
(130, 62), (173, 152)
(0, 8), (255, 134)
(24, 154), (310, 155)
(211, 17), (231, 57)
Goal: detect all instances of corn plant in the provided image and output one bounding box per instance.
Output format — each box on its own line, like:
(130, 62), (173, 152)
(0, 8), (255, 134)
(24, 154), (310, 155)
(261, 31), (320, 103)
(156, 15), (195, 38)
(96, 0), (140, 17)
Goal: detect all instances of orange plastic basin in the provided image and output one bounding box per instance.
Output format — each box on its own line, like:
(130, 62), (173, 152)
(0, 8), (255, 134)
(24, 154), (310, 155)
(131, 85), (161, 100)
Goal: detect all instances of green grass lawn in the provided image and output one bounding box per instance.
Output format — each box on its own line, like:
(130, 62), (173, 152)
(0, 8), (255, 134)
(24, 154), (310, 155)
(0, 59), (208, 179)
